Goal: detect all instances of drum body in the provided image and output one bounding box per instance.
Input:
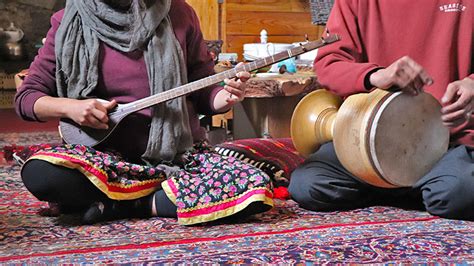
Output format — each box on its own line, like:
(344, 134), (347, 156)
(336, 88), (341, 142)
(291, 89), (450, 188)
(333, 89), (449, 187)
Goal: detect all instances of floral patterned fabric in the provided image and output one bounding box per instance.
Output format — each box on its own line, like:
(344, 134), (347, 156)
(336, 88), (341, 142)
(25, 143), (273, 225)
(163, 152), (273, 225)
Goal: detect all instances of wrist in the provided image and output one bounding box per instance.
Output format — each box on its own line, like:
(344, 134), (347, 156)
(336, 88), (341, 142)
(364, 67), (384, 90)
(213, 89), (233, 113)
(56, 98), (76, 118)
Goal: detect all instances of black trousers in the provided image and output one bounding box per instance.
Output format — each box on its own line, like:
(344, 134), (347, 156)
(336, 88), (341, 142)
(21, 159), (177, 217)
(289, 142), (474, 220)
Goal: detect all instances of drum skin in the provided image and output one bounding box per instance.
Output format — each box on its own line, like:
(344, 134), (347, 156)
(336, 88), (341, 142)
(291, 89), (450, 188)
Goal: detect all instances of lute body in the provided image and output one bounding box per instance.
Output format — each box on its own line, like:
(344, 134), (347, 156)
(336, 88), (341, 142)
(59, 35), (340, 147)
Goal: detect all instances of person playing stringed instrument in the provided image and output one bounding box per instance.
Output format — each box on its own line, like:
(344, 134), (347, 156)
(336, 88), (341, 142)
(15, 0), (273, 225)
(289, 0), (474, 220)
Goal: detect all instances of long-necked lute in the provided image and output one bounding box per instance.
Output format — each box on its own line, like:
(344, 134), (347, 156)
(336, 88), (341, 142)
(59, 34), (340, 146)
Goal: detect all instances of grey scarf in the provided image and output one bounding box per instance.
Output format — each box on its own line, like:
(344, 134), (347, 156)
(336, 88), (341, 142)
(55, 0), (193, 166)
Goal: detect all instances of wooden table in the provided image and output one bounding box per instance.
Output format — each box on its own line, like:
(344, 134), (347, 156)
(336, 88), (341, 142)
(232, 72), (320, 139)
(245, 72), (319, 97)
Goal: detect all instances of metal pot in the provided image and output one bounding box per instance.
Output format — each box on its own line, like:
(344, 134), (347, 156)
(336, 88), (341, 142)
(4, 41), (24, 60)
(0, 22), (25, 61)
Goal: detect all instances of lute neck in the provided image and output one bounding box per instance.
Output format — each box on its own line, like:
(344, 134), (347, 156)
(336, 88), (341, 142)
(113, 34), (340, 116)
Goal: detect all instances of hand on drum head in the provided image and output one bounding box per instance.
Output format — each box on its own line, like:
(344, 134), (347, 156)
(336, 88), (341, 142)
(369, 56), (434, 95)
(441, 77), (474, 128)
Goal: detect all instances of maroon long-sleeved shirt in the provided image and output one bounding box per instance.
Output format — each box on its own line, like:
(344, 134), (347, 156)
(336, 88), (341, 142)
(15, 0), (223, 161)
(315, 0), (473, 147)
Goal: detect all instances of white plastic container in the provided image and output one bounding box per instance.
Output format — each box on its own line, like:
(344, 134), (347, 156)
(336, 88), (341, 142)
(243, 43), (294, 61)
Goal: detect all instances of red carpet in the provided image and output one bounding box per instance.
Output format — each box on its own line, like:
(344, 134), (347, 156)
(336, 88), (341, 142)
(1, 132), (473, 263)
(0, 109), (58, 133)
(0, 110), (58, 165)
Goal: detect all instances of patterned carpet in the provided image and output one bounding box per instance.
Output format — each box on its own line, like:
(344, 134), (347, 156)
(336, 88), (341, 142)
(1, 132), (473, 263)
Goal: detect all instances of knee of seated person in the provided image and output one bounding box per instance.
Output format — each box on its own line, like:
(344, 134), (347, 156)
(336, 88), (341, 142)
(21, 159), (51, 201)
(288, 167), (329, 211)
(423, 176), (473, 220)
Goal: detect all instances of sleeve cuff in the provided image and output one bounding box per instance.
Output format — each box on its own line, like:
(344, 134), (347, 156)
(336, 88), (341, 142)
(363, 67), (385, 91)
(15, 91), (48, 122)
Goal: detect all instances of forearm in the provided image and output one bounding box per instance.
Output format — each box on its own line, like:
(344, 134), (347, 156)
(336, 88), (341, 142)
(33, 96), (75, 121)
(315, 59), (381, 96)
(314, 0), (381, 97)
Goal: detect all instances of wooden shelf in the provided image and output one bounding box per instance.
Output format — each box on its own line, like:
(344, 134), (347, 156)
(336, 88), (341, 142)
(186, 0), (324, 58)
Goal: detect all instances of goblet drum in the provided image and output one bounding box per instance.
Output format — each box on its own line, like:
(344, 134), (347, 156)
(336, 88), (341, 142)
(290, 89), (449, 188)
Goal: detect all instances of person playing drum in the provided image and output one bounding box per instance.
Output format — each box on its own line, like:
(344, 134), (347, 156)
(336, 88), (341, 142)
(289, 0), (473, 220)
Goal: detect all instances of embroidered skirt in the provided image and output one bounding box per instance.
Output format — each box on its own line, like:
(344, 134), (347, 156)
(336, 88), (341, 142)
(24, 144), (274, 225)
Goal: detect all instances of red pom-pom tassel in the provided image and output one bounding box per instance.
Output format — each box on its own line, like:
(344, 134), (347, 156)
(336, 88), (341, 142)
(273, 186), (290, 200)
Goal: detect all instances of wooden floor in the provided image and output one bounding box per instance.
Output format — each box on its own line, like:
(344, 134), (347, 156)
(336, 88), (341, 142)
(0, 108), (58, 133)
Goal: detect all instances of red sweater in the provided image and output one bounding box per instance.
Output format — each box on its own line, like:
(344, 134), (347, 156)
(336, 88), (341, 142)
(315, 0), (473, 147)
